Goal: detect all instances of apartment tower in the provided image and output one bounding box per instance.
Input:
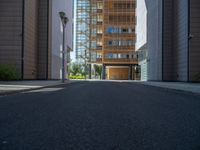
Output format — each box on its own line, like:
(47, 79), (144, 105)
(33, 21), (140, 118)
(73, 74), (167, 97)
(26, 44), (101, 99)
(76, 0), (138, 80)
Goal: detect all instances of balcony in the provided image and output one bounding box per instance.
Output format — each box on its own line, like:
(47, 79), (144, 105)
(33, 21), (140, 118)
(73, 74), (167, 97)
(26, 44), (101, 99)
(97, 9), (103, 13)
(104, 32), (135, 37)
(90, 46), (103, 51)
(89, 58), (102, 64)
(96, 46), (103, 50)
(103, 58), (138, 64)
(103, 49), (135, 53)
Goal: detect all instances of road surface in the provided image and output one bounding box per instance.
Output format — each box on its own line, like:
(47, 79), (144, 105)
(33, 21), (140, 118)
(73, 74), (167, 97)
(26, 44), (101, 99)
(0, 81), (200, 150)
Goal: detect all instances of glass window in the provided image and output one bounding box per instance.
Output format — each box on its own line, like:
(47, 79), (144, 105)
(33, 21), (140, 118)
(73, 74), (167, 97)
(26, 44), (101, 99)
(97, 53), (102, 58)
(108, 40), (113, 46)
(107, 27), (113, 33)
(113, 54), (118, 58)
(113, 40), (118, 46)
(97, 14), (103, 22)
(119, 40), (122, 46)
(97, 26), (103, 34)
(122, 28), (128, 33)
(97, 2), (103, 9)
(107, 53), (113, 58)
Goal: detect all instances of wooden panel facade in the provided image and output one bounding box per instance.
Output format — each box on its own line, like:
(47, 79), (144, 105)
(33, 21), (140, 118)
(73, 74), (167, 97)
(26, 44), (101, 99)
(23, 0), (39, 79)
(0, 0), (51, 79)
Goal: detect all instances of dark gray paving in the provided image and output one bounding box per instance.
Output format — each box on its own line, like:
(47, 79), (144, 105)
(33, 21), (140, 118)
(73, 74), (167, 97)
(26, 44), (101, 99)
(0, 81), (200, 150)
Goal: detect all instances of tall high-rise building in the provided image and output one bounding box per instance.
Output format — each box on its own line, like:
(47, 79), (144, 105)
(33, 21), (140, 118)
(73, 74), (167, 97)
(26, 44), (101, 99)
(75, 0), (138, 80)
(75, 0), (90, 63)
(0, 0), (73, 80)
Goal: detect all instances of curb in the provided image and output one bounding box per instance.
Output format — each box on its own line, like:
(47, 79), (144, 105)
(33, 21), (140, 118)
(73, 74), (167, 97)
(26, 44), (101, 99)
(136, 82), (200, 96)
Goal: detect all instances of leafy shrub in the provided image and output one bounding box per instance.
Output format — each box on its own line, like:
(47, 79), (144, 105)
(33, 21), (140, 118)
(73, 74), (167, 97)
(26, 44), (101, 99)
(194, 72), (200, 81)
(94, 64), (102, 79)
(70, 63), (82, 76)
(70, 75), (85, 79)
(0, 64), (20, 81)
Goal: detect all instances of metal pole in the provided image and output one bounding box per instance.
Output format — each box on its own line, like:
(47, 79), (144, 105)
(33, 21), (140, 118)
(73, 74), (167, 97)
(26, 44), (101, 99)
(88, 63), (91, 79)
(134, 65), (137, 80)
(102, 64), (105, 80)
(66, 48), (68, 80)
(59, 12), (68, 83)
(62, 24), (65, 83)
(85, 50), (87, 80)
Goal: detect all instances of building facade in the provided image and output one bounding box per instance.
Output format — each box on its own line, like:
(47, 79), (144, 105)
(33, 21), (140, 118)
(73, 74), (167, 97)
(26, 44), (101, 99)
(136, 0), (200, 82)
(0, 0), (73, 80)
(136, 0), (148, 81)
(75, 0), (90, 63)
(75, 0), (138, 80)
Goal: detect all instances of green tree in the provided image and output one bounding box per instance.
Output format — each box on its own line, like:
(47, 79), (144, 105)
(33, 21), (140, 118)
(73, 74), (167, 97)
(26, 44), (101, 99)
(70, 63), (81, 76)
(94, 64), (102, 79)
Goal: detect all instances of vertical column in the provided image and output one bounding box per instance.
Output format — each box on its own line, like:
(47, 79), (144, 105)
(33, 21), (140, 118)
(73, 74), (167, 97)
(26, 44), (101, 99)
(38, 0), (49, 79)
(102, 64), (106, 79)
(89, 64), (92, 79)
(129, 65), (133, 80)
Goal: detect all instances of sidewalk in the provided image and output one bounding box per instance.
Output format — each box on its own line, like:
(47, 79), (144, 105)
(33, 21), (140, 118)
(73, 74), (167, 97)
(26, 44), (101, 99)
(140, 81), (200, 95)
(0, 80), (71, 95)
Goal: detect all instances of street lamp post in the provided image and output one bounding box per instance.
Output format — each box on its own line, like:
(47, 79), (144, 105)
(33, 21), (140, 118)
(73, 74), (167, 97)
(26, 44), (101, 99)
(59, 11), (68, 83)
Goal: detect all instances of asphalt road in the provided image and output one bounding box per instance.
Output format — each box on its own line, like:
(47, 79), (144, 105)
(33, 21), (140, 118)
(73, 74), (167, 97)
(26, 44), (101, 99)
(0, 81), (200, 150)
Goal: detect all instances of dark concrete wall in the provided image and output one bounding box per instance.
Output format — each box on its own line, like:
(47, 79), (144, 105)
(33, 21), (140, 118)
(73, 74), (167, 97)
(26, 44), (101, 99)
(37, 0), (49, 79)
(162, 0), (174, 81)
(189, 0), (200, 81)
(173, 0), (189, 81)
(0, 0), (23, 76)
